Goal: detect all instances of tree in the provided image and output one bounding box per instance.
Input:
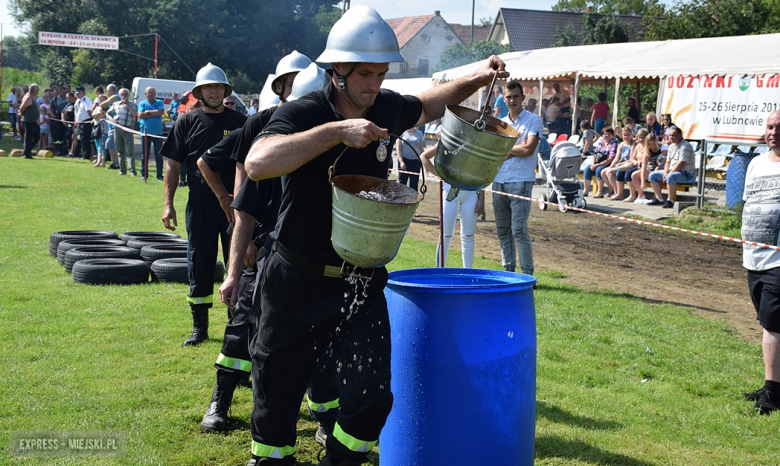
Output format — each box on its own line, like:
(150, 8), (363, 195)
(643, 0), (779, 41)
(553, 11), (630, 47)
(432, 40), (514, 74)
(2, 36), (37, 71)
(552, 0), (658, 16)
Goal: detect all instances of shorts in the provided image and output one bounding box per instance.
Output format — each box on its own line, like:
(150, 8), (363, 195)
(40, 127), (50, 134)
(747, 267), (780, 333)
(105, 126), (116, 150)
(648, 170), (695, 185)
(9, 113), (18, 127)
(617, 167), (638, 182)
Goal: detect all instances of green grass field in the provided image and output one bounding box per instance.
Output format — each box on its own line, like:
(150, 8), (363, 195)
(0, 142), (778, 465)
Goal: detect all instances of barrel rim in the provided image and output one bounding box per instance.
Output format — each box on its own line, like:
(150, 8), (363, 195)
(387, 268), (536, 290)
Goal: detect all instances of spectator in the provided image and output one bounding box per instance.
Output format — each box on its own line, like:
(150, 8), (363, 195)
(646, 111), (662, 137)
(622, 116), (642, 136)
(247, 98), (259, 116)
(49, 86), (69, 155)
(582, 126), (617, 197)
(18, 84), (41, 159)
(741, 110), (780, 416)
(493, 80), (543, 275)
(170, 92), (180, 120)
(62, 92), (77, 157)
(107, 88), (138, 176)
(628, 132), (662, 204)
(99, 84), (120, 169)
(626, 97), (639, 122)
(541, 98), (550, 116)
(552, 83), (571, 114)
(91, 95), (107, 167)
(138, 86), (166, 181)
(585, 98), (594, 112)
(48, 82), (57, 94)
(73, 86), (94, 160)
(525, 98), (538, 114)
(7, 87), (19, 140)
(493, 86), (508, 119)
(619, 128), (648, 202)
(661, 113), (676, 144)
(38, 103), (50, 151)
(590, 92), (610, 134)
(396, 126), (425, 191)
(420, 143), (484, 268)
(603, 126), (637, 200)
(545, 96), (561, 128)
(647, 127), (696, 208)
(578, 120), (597, 155)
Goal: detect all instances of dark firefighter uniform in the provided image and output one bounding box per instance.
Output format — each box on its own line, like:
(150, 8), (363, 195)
(159, 107), (246, 338)
(248, 85), (422, 465)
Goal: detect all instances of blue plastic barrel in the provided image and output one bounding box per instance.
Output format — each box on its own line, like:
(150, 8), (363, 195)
(381, 268), (537, 465)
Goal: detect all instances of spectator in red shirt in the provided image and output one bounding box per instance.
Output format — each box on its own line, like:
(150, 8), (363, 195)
(590, 92), (611, 134)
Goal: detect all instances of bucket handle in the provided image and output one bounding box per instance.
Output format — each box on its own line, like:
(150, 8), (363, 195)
(328, 134), (427, 201)
(474, 71), (500, 132)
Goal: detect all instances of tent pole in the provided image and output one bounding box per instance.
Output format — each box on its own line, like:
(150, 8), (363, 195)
(612, 77), (621, 127)
(571, 73), (580, 135)
(538, 79), (544, 117)
(656, 77), (664, 116)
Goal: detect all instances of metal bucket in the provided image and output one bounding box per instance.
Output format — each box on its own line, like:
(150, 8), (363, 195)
(329, 144), (426, 268)
(435, 104), (520, 192)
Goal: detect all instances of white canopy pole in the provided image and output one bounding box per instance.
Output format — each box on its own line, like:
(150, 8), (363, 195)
(571, 73), (581, 135)
(538, 79), (544, 117)
(612, 77), (621, 127)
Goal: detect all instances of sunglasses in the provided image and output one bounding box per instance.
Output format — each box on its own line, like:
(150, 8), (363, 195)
(224, 101), (236, 106)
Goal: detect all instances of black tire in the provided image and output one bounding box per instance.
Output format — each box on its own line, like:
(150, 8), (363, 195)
(126, 237), (188, 251)
(49, 230), (118, 256)
(72, 259), (149, 285)
(140, 243), (188, 265)
(57, 238), (127, 264)
(119, 231), (181, 242)
(149, 258), (225, 283)
(150, 258), (188, 283)
(64, 246), (141, 273)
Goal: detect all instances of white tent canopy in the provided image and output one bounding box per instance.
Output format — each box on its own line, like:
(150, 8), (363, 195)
(432, 33), (780, 84)
(381, 77), (432, 96)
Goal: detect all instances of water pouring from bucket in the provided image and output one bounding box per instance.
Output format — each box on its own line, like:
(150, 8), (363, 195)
(434, 72), (521, 201)
(328, 138), (426, 269)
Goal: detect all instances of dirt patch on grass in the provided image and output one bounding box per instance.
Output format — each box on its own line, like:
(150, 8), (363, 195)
(407, 191), (761, 344)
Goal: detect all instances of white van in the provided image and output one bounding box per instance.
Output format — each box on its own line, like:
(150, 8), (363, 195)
(130, 77), (247, 113)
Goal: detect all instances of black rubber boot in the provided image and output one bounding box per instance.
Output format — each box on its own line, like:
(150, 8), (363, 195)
(183, 305), (209, 347)
(200, 373), (239, 431)
(319, 458), (362, 466)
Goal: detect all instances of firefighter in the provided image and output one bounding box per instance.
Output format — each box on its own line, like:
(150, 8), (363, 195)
(159, 63), (247, 346)
(244, 6), (507, 465)
(197, 61), (335, 434)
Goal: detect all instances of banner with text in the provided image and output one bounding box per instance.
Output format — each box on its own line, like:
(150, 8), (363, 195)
(660, 74), (780, 144)
(38, 32), (119, 50)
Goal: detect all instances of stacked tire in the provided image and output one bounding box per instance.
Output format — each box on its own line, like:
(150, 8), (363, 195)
(50, 230), (224, 285)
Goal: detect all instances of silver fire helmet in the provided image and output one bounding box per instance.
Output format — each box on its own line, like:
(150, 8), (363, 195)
(316, 5), (404, 65)
(192, 63), (233, 100)
(287, 63), (330, 102)
(272, 51), (312, 97)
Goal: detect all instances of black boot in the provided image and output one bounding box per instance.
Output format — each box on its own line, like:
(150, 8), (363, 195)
(200, 373), (239, 431)
(183, 305), (209, 347)
(319, 458), (362, 466)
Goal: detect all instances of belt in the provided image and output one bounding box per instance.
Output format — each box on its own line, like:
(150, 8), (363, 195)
(273, 241), (368, 279)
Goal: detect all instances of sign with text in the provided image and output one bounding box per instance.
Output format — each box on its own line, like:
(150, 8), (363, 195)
(660, 74), (780, 144)
(38, 32), (119, 50)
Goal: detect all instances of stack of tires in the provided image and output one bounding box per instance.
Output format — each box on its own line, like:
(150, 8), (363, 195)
(50, 230), (224, 285)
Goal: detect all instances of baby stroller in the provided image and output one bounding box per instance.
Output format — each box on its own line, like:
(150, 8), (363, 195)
(537, 142), (586, 212)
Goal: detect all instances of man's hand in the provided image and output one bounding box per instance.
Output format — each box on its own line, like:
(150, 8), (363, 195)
(339, 119), (389, 149)
(218, 194), (235, 224)
(244, 243), (258, 269)
(475, 197), (485, 214)
(162, 206), (178, 231)
(219, 276), (241, 307)
(473, 55), (510, 87)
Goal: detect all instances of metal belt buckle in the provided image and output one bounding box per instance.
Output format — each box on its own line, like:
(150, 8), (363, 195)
(340, 261), (375, 281)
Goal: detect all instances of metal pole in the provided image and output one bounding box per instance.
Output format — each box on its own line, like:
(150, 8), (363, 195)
(611, 77), (621, 128)
(439, 181), (445, 267)
(571, 73), (581, 135)
(154, 33), (158, 79)
(143, 130), (148, 183)
(471, 0), (475, 45)
(538, 79), (544, 117)
(697, 138), (706, 210)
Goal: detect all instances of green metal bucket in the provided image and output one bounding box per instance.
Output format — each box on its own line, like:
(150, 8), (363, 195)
(329, 144), (426, 268)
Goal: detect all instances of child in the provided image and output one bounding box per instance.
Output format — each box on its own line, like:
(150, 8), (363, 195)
(38, 104), (50, 150)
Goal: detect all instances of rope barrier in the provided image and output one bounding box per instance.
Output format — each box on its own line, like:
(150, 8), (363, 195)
(387, 167), (779, 252)
(49, 117), (167, 139)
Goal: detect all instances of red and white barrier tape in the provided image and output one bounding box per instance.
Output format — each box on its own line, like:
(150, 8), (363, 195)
(388, 167), (777, 252)
(49, 118), (167, 139)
